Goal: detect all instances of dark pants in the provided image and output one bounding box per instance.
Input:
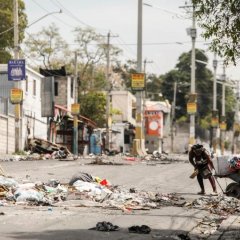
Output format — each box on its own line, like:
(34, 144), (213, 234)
(197, 165), (216, 192)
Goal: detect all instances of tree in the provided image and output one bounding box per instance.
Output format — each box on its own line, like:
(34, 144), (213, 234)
(161, 49), (213, 121)
(161, 49), (236, 128)
(80, 92), (106, 127)
(192, 0), (240, 63)
(73, 27), (121, 93)
(24, 23), (70, 69)
(0, 0), (27, 63)
(145, 73), (162, 101)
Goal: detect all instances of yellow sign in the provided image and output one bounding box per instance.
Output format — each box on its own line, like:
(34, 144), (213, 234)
(187, 102), (197, 114)
(71, 103), (80, 115)
(211, 117), (219, 127)
(10, 88), (23, 104)
(131, 73), (145, 90)
(220, 122), (227, 131)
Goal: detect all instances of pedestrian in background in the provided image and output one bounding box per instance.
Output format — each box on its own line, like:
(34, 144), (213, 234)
(189, 144), (217, 195)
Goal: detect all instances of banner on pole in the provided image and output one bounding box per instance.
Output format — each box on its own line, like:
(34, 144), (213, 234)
(10, 88), (23, 104)
(131, 73), (145, 91)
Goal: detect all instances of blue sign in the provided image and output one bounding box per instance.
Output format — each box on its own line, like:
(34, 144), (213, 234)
(8, 59), (26, 81)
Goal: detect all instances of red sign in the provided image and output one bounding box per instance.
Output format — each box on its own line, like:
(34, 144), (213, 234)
(145, 111), (163, 137)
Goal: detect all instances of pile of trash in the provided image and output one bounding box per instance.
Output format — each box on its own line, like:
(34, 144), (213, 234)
(0, 176), (68, 206)
(0, 172), (185, 211)
(89, 155), (125, 165)
(187, 195), (240, 216)
(0, 138), (75, 162)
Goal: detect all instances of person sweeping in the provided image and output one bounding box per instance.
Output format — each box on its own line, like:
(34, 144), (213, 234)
(189, 144), (217, 195)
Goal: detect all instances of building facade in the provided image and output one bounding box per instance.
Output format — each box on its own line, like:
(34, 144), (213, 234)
(0, 64), (47, 153)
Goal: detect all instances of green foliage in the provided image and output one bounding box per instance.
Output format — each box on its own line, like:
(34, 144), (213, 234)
(161, 48), (236, 128)
(80, 92), (106, 127)
(176, 115), (187, 124)
(199, 114), (211, 129)
(146, 73), (162, 101)
(0, 0), (27, 63)
(161, 49), (213, 120)
(192, 0), (240, 63)
(24, 23), (69, 69)
(111, 108), (122, 115)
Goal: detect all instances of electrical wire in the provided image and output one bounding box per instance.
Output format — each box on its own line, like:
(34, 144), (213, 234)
(31, 0), (75, 28)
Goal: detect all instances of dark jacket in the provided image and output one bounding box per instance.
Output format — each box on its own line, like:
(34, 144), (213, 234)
(189, 148), (214, 170)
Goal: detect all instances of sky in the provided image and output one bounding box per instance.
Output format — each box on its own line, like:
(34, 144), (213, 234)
(23, 0), (239, 80)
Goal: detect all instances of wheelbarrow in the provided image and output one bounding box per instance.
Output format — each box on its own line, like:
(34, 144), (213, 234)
(213, 155), (240, 199)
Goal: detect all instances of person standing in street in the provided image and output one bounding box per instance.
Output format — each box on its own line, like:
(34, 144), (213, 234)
(189, 144), (217, 195)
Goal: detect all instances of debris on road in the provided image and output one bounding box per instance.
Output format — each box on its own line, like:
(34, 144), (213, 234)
(188, 195), (240, 216)
(89, 221), (120, 232)
(28, 138), (74, 160)
(0, 172), (185, 211)
(128, 225), (151, 234)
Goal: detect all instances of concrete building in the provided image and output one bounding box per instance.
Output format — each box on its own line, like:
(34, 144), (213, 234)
(40, 67), (74, 111)
(109, 91), (136, 153)
(0, 64), (47, 153)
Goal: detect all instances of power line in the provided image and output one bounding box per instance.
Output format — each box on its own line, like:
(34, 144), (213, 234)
(31, 0), (75, 28)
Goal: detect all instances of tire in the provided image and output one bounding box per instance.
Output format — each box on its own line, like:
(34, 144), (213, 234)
(226, 182), (240, 199)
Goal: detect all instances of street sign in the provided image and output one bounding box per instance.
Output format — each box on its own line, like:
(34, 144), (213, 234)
(211, 117), (219, 127)
(131, 73), (145, 91)
(220, 122), (227, 131)
(10, 88), (23, 104)
(187, 102), (197, 114)
(8, 59), (26, 81)
(71, 103), (80, 115)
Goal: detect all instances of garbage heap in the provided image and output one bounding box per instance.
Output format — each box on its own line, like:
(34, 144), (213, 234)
(0, 138), (74, 162)
(0, 173), (185, 210)
(188, 195), (240, 216)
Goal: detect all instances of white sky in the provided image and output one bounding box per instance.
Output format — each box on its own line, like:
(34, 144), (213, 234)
(24, 0), (239, 80)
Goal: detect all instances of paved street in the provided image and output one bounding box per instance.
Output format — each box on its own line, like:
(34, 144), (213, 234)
(0, 156), (238, 240)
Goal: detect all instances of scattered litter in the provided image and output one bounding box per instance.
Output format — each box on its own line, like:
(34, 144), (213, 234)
(128, 225), (151, 234)
(69, 172), (94, 185)
(89, 221), (120, 232)
(188, 195), (240, 216)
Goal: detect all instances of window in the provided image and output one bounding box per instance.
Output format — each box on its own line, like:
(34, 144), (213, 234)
(25, 75), (28, 92)
(33, 79), (36, 96)
(54, 82), (58, 96)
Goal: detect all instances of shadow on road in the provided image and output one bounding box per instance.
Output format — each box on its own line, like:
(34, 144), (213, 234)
(6, 229), (193, 240)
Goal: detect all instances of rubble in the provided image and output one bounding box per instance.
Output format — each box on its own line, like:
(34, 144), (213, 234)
(0, 173), (185, 211)
(0, 138), (75, 162)
(89, 155), (126, 165)
(188, 195), (240, 216)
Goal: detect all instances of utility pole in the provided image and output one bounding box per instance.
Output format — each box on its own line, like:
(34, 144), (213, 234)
(72, 51), (78, 155)
(212, 53), (218, 153)
(105, 31), (118, 152)
(13, 0), (21, 152)
(133, 0), (145, 156)
(171, 81), (177, 152)
(181, 3), (197, 147)
(189, 6), (196, 146)
(220, 65), (226, 155)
